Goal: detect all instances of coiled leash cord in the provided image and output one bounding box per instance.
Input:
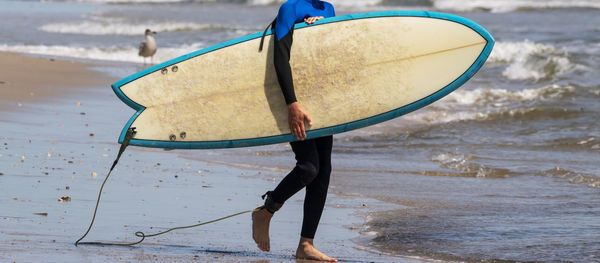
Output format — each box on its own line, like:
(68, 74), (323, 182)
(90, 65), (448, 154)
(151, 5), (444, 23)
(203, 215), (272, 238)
(75, 128), (261, 247)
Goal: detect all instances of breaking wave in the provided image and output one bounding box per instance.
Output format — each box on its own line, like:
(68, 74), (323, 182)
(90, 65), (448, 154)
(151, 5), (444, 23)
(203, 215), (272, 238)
(429, 154), (600, 188)
(444, 84), (576, 106)
(403, 84), (582, 124)
(432, 0), (600, 13)
(0, 43), (204, 64)
(406, 106), (584, 124)
(430, 152), (514, 178)
(58, 0), (600, 12)
(542, 167), (600, 189)
(39, 21), (232, 36)
(490, 41), (576, 81)
(227, 0), (385, 8)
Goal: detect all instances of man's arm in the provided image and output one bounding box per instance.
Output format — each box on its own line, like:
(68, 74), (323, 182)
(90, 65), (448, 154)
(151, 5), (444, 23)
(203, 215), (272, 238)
(274, 26), (297, 105)
(274, 27), (312, 140)
(273, 15), (323, 140)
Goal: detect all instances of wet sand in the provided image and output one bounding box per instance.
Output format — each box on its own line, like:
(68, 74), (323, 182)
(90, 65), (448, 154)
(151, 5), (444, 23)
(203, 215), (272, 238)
(0, 52), (423, 262)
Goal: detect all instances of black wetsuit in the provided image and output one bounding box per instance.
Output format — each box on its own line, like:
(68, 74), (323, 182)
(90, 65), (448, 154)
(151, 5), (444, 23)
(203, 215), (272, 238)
(263, 0), (335, 239)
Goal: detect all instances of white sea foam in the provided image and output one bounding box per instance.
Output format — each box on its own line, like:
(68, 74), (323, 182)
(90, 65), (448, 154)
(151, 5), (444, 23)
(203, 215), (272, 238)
(40, 21), (230, 36)
(404, 107), (547, 125)
(432, 152), (471, 165)
(247, 0), (280, 5)
(77, 0), (191, 3)
(246, 0), (382, 9)
(68, 0), (388, 9)
(444, 84), (575, 106)
(432, 0), (600, 13)
(490, 41), (574, 81)
(402, 110), (485, 124)
(233, 0), (600, 11)
(402, 84), (577, 124)
(0, 43), (204, 64)
(65, 0), (600, 12)
(363, 231), (379, 236)
(324, 0), (381, 8)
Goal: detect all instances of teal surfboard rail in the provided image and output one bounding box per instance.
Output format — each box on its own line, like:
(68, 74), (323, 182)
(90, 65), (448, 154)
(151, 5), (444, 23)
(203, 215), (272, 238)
(112, 10), (494, 149)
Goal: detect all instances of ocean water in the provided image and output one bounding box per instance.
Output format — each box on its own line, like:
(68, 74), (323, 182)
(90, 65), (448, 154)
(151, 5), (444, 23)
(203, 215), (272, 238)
(1, 0), (599, 262)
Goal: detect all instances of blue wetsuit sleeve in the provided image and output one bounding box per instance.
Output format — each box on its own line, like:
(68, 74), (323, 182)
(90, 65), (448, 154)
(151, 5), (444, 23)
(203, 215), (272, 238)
(273, 1), (335, 105)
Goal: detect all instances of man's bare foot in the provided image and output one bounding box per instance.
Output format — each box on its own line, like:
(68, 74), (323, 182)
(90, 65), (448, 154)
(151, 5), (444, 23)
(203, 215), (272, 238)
(252, 208), (273, 252)
(295, 237), (337, 262)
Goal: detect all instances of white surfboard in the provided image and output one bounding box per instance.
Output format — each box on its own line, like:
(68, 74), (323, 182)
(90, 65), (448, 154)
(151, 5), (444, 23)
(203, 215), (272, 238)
(112, 11), (494, 149)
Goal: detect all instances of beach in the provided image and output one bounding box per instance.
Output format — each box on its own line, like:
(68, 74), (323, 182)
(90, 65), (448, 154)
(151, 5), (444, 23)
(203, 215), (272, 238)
(0, 52), (106, 109)
(1, 0), (599, 262)
(0, 52), (423, 262)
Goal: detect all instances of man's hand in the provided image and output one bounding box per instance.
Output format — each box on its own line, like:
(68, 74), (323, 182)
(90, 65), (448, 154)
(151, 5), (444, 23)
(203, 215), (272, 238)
(304, 16), (324, 24)
(288, 102), (312, 140)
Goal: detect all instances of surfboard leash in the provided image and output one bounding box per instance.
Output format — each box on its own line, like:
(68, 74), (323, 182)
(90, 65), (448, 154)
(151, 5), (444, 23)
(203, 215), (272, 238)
(74, 127), (261, 247)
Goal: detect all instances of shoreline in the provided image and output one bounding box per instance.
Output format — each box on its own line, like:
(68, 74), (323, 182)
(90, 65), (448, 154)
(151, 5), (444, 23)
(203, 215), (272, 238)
(0, 51), (423, 262)
(2, 0), (599, 260)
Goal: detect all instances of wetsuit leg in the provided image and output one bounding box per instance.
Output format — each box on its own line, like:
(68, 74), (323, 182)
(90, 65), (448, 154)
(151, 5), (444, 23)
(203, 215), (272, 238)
(270, 138), (320, 204)
(268, 136), (333, 238)
(301, 135), (333, 239)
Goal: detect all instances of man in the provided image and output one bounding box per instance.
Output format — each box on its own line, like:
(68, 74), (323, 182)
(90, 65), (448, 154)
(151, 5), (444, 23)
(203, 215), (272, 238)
(252, 0), (337, 262)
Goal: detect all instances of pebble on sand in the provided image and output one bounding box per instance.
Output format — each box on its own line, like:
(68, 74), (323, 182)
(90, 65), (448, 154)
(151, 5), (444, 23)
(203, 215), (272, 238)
(92, 172), (97, 177)
(58, 196), (71, 202)
(34, 213), (48, 216)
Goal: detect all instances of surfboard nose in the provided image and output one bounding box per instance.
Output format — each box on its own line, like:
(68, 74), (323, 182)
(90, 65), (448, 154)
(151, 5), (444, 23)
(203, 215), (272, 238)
(435, 11), (495, 71)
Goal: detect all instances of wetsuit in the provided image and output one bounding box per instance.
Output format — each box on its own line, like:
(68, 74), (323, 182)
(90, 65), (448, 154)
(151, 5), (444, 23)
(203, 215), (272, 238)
(262, 0), (335, 239)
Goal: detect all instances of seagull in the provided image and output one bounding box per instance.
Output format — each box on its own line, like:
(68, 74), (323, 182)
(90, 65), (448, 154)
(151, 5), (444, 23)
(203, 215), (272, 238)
(139, 29), (157, 65)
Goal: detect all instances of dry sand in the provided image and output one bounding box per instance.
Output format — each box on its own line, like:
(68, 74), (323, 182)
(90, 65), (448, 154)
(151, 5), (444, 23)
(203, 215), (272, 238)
(0, 52), (423, 262)
(0, 52), (108, 110)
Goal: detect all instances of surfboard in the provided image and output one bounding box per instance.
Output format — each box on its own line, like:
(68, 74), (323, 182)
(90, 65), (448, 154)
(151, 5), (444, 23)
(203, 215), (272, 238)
(112, 11), (494, 149)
